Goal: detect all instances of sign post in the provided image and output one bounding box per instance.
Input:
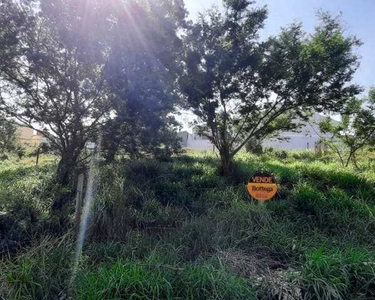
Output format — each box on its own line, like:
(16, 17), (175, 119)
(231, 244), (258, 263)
(246, 171), (278, 202)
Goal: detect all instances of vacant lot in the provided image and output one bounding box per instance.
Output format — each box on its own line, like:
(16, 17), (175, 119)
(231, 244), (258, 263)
(1, 151), (375, 299)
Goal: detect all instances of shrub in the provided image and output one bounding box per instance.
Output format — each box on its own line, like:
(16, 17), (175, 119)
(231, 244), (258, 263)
(291, 183), (324, 215)
(275, 150), (288, 159)
(3, 151), (375, 299)
(291, 150), (316, 161)
(166, 202), (276, 260)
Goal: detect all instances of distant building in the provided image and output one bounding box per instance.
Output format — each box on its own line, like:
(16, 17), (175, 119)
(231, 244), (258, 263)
(16, 125), (48, 148)
(177, 130), (215, 151)
(177, 131), (189, 147)
(178, 113), (337, 151)
(262, 113), (338, 150)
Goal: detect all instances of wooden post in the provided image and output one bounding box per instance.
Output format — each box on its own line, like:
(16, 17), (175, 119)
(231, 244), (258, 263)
(35, 147), (40, 165)
(74, 174), (84, 230)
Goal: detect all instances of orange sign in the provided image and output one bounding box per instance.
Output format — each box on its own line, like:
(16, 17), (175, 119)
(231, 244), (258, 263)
(246, 171), (277, 201)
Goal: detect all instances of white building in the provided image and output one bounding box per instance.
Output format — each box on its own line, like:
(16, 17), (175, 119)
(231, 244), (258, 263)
(263, 113), (337, 150)
(177, 130), (215, 151)
(178, 113), (337, 151)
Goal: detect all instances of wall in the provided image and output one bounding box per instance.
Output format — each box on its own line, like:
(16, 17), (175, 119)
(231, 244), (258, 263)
(262, 113), (336, 150)
(187, 139), (215, 151)
(263, 134), (320, 150)
(177, 131), (189, 147)
(178, 113), (337, 151)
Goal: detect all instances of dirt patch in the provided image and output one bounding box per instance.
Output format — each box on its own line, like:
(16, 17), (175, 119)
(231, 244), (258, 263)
(218, 247), (301, 300)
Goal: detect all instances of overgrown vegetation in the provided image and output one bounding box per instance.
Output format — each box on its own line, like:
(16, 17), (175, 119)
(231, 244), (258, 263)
(0, 0), (374, 299)
(180, 1), (361, 176)
(1, 151), (375, 299)
(319, 88), (375, 168)
(0, 0), (185, 185)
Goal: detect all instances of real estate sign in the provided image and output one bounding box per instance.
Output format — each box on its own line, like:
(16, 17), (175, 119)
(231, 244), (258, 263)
(246, 171), (277, 201)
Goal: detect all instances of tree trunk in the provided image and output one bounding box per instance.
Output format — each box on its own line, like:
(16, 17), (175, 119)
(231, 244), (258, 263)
(52, 148), (82, 213)
(56, 153), (78, 186)
(345, 150), (354, 168)
(219, 148), (233, 176)
(351, 151), (360, 170)
(104, 147), (117, 164)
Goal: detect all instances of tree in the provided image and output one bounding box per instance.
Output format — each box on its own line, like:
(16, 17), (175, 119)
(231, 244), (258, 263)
(102, 112), (182, 162)
(0, 0), (113, 185)
(319, 88), (375, 168)
(101, 0), (186, 162)
(0, 0), (187, 184)
(0, 115), (17, 154)
(180, 0), (362, 175)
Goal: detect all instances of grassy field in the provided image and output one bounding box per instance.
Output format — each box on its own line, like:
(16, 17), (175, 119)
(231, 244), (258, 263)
(1, 150), (375, 299)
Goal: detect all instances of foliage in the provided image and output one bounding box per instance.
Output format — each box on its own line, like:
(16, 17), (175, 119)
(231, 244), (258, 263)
(0, 156), (64, 253)
(245, 138), (263, 154)
(0, 234), (74, 300)
(319, 88), (375, 168)
(180, 1), (362, 175)
(100, 0), (187, 162)
(102, 116), (183, 162)
(0, 115), (17, 154)
(0, 0), (115, 184)
(0, 0), (187, 185)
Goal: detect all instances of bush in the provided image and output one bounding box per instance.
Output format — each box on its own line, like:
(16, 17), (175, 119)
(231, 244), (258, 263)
(291, 150), (316, 160)
(275, 150), (288, 159)
(15, 147), (25, 159)
(291, 183), (375, 244)
(165, 202), (277, 260)
(90, 164), (190, 240)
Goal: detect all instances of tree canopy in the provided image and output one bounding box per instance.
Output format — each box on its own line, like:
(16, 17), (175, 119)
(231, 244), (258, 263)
(101, 0), (186, 162)
(319, 88), (375, 168)
(180, 0), (362, 175)
(0, 0), (365, 182)
(0, 0), (113, 184)
(0, 0), (186, 184)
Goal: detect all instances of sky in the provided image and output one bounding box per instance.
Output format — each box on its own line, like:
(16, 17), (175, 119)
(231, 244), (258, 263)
(184, 0), (375, 95)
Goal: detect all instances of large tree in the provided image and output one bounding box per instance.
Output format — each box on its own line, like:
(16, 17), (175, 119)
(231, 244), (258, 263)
(101, 0), (186, 162)
(0, 0), (111, 184)
(180, 0), (362, 175)
(0, 0), (187, 184)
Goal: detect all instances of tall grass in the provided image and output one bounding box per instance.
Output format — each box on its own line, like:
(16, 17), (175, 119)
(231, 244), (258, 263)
(300, 247), (375, 299)
(1, 152), (375, 299)
(0, 234), (74, 300)
(73, 260), (254, 300)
